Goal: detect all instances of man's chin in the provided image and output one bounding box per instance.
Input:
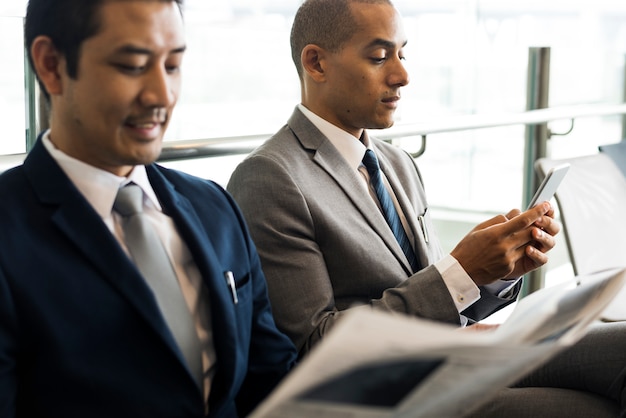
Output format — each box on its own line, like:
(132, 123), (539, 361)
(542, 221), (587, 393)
(126, 147), (163, 167)
(368, 120), (396, 130)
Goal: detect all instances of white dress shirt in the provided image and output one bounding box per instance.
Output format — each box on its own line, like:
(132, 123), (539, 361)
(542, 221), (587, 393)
(42, 132), (216, 406)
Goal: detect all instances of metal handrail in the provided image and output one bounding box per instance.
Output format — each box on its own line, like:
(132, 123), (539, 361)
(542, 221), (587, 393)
(159, 103), (626, 161)
(2, 103), (626, 171)
(381, 103), (626, 138)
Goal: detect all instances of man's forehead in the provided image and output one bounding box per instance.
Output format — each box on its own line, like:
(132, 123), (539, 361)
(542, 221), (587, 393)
(348, 4), (404, 38)
(88, 1), (185, 48)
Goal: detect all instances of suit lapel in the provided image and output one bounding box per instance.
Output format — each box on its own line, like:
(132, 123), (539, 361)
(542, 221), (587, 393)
(23, 141), (203, 384)
(50, 200), (184, 341)
(146, 166), (239, 401)
(287, 109), (413, 273)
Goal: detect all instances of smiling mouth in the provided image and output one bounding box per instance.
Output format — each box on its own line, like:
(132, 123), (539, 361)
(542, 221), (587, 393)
(124, 116), (167, 140)
(127, 121), (159, 129)
(125, 108), (168, 129)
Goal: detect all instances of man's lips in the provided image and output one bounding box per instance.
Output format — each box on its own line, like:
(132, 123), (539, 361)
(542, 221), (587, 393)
(382, 95), (400, 104)
(123, 115), (167, 140)
(381, 96), (401, 109)
(125, 108), (168, 128)
(126, 120), (162, 129)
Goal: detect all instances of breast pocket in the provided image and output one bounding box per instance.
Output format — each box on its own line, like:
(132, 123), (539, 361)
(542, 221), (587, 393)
(224, 270), (251, 306)
(417, 207), (431, 244)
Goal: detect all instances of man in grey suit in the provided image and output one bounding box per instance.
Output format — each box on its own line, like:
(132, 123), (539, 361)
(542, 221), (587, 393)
(228, 0), (626, 415)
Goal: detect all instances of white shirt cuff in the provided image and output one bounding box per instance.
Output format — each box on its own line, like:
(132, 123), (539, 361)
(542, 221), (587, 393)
(434, 255), (480, 313)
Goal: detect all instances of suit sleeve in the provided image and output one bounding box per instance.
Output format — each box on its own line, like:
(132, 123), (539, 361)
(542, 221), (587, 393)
(0, 265), (17, 418)
(228, 155), (461, 355)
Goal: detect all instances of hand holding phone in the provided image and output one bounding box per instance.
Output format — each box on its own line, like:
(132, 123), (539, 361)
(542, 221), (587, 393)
(527, 163), (570, 210)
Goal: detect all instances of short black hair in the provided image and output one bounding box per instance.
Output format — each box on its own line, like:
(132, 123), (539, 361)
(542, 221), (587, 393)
(24, 0), (184, 101)
(290, 0), (392, 80)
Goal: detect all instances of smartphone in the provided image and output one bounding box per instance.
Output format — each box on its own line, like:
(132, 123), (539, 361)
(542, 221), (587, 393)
(527, 163), (570, 209)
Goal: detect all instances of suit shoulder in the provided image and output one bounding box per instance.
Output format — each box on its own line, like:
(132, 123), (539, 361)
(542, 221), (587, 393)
(0, 164), (25, 183)
(234, 126), (308, 174)
(150, 164), (252, 230)
(249, 125), (300, 159)
(153, 164), (223, 191)
(371, 137), (412, 158)
(150, 164), (236, 208)
(0, 165), (28, 200)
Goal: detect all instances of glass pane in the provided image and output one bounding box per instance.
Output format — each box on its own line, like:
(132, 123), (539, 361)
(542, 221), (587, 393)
(392, 1), (626, 213)
(165, 1), (301, 141)
(0, 14), (27, 154)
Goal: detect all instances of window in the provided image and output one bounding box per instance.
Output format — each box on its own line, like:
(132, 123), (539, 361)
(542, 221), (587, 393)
(0, 2), (28, 154)
(4, 1), (626, 207)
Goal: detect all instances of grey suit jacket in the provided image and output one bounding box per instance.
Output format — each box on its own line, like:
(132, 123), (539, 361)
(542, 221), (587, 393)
(227, 107), (516, 354)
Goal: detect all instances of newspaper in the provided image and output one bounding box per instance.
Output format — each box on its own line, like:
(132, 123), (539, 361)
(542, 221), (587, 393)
(250, 267), (626, 418)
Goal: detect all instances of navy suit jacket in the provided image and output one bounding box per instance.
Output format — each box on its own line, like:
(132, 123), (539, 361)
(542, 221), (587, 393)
(0, 138), (297, 417)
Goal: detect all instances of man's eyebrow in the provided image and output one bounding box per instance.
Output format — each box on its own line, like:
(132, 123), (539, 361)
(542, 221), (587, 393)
(113, 44), (187, 55)
(366, 38), (408, 49)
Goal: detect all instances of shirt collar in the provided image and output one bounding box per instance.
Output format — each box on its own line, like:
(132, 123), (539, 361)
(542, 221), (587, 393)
(42, 131), (162, 218)
(298, 104), (372, 171)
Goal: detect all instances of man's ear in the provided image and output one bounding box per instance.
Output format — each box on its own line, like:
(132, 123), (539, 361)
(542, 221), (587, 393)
(301, 44), (327, 83)
(30, 35), (65, 96)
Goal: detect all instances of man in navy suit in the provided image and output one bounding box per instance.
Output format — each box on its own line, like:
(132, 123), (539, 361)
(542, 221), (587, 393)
(0, 0), (296, 417)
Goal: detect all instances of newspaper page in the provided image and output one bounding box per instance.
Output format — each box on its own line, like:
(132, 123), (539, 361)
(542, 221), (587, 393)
(250, 267), (626, 418)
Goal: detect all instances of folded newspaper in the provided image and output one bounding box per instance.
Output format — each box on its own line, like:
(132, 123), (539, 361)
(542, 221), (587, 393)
(251, 267), (626, 418)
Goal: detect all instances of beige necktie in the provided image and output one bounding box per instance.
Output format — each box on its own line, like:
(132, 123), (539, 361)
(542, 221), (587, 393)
(114, 184), (203, 388)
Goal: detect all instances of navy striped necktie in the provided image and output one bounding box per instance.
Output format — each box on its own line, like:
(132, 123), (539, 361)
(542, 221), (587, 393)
(362, 149), (420, 273)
